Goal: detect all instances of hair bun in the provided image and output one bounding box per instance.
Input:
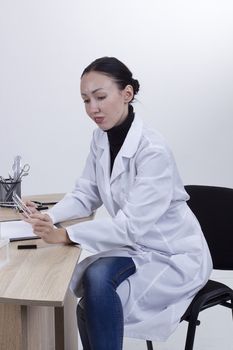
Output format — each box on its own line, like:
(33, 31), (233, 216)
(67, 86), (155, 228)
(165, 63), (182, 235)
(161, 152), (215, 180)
(131, 78), (140, 95)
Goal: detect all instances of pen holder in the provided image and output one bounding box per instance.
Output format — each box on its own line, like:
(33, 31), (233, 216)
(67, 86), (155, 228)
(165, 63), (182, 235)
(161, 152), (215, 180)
(0, 178), (21, 203)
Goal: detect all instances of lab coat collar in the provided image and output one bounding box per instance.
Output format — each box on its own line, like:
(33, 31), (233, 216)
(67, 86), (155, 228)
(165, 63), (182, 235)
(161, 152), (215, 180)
(96, 114), (143, 184)
(118, 113), (143, 158)
(96, 113), (143, 154)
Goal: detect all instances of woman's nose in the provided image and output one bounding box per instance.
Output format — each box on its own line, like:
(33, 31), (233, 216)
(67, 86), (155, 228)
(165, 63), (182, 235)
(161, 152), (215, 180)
(89, 101), (100, 113)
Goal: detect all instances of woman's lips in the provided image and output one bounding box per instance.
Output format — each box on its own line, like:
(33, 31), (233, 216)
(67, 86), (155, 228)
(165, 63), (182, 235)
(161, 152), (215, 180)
(94, 117), (105, 124)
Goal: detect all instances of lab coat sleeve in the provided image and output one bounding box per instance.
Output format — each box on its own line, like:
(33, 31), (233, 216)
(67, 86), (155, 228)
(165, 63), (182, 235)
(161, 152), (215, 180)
(47, 136), (103, 224)
(67, 145), (174, 253)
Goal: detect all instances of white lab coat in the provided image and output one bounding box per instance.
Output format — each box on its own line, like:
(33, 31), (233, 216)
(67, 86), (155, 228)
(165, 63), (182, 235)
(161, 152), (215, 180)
(48, 114), (213, 341)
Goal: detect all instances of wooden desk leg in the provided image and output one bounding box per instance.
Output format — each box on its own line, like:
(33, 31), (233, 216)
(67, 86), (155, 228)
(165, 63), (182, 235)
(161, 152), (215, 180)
(0, 293), (78, 350)
(21, 305), (28, 349)
(0, 303), (23, 350)
(54, 289), (78, 350)
(64, 288), (79, 350)
(55, 307), (65, 350)
(23, 305), (55, 350)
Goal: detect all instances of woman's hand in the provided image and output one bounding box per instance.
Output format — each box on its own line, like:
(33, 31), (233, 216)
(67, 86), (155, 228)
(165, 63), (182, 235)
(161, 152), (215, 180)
(25, 212), (72, 244)
(21, 200), (39, 219)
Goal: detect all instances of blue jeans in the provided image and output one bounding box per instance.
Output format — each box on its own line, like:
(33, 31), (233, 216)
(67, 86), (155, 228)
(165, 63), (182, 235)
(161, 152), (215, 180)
(76, 257), (136, 350)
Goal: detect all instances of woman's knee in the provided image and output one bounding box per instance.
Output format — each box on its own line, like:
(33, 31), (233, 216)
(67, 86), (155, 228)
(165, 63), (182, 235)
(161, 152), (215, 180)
(82, 257), (136, 295)
(82, 259), (112, 292)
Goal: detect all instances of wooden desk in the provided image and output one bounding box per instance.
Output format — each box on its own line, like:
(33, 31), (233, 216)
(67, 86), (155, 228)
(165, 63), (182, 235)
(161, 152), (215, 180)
(0, 194), (90, 350)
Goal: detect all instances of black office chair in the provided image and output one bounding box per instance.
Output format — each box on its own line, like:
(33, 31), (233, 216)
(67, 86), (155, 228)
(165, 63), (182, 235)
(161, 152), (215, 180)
(146, 185), (233, 350)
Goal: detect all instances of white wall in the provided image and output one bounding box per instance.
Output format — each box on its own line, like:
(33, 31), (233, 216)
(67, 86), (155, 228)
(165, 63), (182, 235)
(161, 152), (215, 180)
(1, 0), (233, 349)
(1, 0), (232, 195)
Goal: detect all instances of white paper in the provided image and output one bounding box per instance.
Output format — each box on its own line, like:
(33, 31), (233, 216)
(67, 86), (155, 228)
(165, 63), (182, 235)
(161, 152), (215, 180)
(0, 220), (37, 241)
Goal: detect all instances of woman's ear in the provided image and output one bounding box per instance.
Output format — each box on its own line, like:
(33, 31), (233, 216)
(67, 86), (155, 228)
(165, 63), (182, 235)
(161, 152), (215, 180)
(123, 85), (134, 103)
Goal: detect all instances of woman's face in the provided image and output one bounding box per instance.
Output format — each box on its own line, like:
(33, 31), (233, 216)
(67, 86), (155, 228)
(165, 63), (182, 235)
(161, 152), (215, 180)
(80, 71), (133, 130)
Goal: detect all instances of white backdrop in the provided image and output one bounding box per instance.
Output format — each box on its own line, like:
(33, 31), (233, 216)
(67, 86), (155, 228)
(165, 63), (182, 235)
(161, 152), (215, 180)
(1, 0), (232, 196)
(1, 2), (233, 348)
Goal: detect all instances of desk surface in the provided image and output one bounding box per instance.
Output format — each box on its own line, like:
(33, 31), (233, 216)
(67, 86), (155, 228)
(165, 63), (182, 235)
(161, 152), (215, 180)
(0, 193), (89, 307)
(0, 239), (80, 307)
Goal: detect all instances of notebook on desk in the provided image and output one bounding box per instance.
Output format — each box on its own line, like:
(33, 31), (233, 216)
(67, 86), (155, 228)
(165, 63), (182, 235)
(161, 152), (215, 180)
(0, 220), (39, 241)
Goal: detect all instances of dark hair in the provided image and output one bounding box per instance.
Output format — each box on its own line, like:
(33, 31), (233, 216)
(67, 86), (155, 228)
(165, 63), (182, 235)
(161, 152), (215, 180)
(81, 56), (140, 103)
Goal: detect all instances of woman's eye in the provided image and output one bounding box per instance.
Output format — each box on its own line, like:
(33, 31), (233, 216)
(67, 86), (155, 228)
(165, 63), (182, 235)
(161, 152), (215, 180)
(83, 99), (90, 104)
(97, 96), (106, 101)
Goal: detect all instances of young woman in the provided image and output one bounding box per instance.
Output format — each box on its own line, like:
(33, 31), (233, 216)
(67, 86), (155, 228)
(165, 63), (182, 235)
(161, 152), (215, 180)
(25, 57), (212, 350)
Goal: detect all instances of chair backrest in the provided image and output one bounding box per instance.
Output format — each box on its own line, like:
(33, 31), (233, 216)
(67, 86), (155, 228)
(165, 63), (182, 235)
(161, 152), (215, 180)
(185, 185), (233, 270)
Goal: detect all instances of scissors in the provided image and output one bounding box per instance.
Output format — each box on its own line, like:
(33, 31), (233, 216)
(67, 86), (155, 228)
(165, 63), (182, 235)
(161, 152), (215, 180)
(18, 163), (30, 180)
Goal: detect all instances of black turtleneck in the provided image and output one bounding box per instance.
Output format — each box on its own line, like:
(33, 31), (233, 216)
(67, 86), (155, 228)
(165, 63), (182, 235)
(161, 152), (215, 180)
(106, 105), (135, 173)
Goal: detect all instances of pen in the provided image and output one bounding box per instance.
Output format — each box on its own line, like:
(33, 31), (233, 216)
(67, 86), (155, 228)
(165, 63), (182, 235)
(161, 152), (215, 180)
(17, 244), (37, 249)
(32, 201), (57, 206)
(37, 206), (49, 211)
